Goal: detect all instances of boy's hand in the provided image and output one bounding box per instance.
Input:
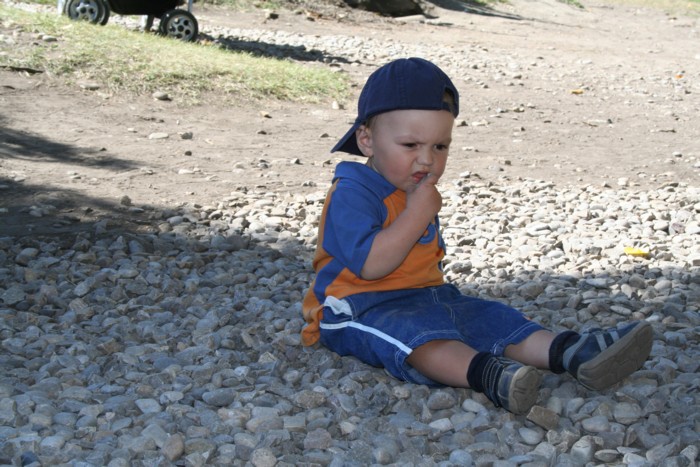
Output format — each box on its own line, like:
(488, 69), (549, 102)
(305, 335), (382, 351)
(360, 172), (442, 280)
(407, 172), (442, 219)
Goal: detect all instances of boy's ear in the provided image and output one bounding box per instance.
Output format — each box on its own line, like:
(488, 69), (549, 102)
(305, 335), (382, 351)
(355, 125), (373, 157)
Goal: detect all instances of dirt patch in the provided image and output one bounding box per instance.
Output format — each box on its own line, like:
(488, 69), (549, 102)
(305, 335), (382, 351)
(1, 0), (698, 239)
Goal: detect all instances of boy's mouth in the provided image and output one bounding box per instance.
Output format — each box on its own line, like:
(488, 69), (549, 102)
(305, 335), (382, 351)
(412, 172), (428, 184)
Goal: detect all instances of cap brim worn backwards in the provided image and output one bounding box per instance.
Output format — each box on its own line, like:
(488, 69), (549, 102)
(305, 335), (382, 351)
(331, 120), (363, 156)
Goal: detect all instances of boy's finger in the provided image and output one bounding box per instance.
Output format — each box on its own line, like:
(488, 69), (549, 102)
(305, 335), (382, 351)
(422, 173), (439, 185)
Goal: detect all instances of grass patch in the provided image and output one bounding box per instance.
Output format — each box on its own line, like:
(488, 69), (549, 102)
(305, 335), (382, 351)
(0, 3), (348, 104)
(16, 0), (55, 4)
(12, 0), (291, 9)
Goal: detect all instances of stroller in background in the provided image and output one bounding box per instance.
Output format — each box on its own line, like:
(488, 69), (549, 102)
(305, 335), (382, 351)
(59, 0), (199, 42)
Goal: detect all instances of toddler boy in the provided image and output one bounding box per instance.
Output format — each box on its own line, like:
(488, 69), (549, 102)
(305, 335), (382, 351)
(301, 57), (652, 414)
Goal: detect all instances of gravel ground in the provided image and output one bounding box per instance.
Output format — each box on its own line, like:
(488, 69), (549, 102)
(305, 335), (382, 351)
(1, 5), (700, 467)
(2, 175), (699, 466)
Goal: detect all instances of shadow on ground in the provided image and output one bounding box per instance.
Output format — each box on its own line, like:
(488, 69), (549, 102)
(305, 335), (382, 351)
(201, 32), (354, 64)
(427, 0), (524, 20)
(0, 121), (150, 240)
(0, 124), (135, 171)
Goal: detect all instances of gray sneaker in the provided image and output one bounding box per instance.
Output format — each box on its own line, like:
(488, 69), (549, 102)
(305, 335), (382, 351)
(483, 357), (541, 415)
(563, 321), (653, 391)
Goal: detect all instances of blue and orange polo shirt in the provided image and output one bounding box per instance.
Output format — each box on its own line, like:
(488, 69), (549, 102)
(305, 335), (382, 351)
(301, 161), (446, 346)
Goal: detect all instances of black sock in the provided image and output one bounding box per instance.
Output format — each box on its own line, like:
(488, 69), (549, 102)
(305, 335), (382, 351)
(467, 351), (513, 408)
(466, 351), (492, 393)
(549, 331), (579, 374)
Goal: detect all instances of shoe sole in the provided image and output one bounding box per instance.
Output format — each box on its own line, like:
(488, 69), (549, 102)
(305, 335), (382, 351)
(506, 365), (541, 415)
(576, 321), (653, 391)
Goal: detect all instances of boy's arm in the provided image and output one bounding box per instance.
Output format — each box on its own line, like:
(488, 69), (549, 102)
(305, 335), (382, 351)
(360, 174), (442, 280)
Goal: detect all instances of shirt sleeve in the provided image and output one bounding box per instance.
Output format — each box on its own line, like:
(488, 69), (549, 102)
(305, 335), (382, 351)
(321, 179), (385, 278)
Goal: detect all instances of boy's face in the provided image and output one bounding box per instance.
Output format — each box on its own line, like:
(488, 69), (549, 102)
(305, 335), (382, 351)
(356, 109), (454, 193)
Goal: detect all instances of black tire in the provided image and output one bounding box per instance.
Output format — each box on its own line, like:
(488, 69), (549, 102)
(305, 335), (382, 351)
(158, 9), (198, 42)
(98, 0), (110, 26)
(65, 0), (105, 24)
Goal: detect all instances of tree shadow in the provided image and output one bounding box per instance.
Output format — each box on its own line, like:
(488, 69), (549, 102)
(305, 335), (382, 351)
(0, 120), (145, 239)
(426, 0), (525, 20)
(449, 264), (698, 332)
(0, 176), (153, 239)
(301, 262), (699, 463)
(200, 32), (354, 64)
(0, 123), (137, 170)
(1, 153), (696, 465)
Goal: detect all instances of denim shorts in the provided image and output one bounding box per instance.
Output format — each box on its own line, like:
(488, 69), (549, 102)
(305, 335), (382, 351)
(319, 283), (545, 386)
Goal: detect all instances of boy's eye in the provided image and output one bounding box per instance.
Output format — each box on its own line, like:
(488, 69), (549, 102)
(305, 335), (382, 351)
(435, 144), (449, 151)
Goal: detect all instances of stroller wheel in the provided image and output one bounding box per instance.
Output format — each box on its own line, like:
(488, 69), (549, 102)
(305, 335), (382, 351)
(159, 9), (198, 42)
(98, 0), (110, 25)
(65, 0), (107, 25)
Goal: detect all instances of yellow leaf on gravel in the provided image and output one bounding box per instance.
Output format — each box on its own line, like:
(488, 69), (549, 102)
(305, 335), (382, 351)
(624, 247), (650, 258)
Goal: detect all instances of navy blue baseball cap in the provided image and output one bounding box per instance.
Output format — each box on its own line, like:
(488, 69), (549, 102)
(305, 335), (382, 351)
(331, 57), (460, 156)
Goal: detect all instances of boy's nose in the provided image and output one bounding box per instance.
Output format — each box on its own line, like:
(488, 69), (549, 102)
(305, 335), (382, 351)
(417, 148), (434, 166)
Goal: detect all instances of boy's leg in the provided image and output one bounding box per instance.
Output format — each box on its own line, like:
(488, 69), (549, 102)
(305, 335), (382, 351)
(407, 340), (541, 415)
(504, 329), (555, 368)
(406, 340), (474, 387)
